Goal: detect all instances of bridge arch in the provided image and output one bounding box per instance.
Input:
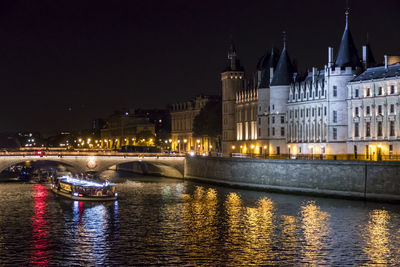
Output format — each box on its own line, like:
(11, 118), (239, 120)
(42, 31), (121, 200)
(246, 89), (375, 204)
(0, 157), (85, 174)
(0, 155), (185, 179)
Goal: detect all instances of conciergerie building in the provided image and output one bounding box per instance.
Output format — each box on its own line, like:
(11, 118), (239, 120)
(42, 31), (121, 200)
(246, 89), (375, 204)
(221, 10), (400, 160)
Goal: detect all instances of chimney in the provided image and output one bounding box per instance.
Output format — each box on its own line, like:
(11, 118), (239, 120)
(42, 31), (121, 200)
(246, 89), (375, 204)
(270, 67), (274, 83)
(362, 45), (367, 68)
(312, 67), (317, 84)
(384, 55), (388, 69)
(328, 47), (333, 68)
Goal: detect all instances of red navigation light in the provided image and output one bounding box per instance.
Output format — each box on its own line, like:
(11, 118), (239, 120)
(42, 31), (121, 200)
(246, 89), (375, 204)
(36, 150), (43, 157)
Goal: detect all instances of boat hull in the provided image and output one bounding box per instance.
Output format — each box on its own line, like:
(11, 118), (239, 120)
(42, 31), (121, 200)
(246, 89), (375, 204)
(51, 187), (117, 201)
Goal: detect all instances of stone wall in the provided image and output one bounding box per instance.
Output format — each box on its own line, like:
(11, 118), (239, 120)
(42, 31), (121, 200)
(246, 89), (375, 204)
(184, 156), (400, 202)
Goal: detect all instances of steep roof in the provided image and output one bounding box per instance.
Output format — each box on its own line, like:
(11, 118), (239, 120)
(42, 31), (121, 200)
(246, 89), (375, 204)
(351, 63), (400, 82)
(270, 44), (294, 86)
(257, 47), (280, 88)
(223, 40), (244, 72)
(257, 47), (280, 70)
(335, 11), (361, 68)
(364, 43), (376, 67)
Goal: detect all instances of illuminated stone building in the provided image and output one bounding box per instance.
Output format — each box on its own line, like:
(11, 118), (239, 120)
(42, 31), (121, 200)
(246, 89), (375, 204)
(100, 110), (155, 149)
(170, 95), (214, 153)
(221, 10), (400, 160)
(347, 60), (400, 160)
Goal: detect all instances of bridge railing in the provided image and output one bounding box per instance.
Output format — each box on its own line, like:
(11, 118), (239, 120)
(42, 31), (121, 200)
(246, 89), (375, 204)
(0, 151), (186, 157)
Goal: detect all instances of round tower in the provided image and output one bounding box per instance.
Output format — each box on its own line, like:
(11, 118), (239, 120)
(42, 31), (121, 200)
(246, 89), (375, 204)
(268, 35), (294, 155)
(221, 41), (244, 155)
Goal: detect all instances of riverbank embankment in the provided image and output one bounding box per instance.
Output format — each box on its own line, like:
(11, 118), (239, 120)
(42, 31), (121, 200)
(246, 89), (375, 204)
(184, 156), (400, 202)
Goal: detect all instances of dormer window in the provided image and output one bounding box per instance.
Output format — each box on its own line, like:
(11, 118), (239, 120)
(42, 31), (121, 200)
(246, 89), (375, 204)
(391, 85), (395, 94)
(366, 88), (370, 96)
(355, 89), (359, 98)
(378, 87), (383, 96)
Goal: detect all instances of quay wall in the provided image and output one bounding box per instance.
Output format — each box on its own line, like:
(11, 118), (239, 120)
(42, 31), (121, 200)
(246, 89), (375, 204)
(184, 156), (400, 202)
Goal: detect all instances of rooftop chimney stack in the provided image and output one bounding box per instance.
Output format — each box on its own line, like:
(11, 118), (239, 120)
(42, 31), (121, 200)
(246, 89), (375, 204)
(328, 47), (333, 68)
(362, 45), (367, 68)
(312, 67), (317, 84)
(270, 67), (274, 83)
(384, 55), (388, 69)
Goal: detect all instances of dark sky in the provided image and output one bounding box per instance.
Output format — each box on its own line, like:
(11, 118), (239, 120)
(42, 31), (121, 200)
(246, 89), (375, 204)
(0, 0), (399, 133)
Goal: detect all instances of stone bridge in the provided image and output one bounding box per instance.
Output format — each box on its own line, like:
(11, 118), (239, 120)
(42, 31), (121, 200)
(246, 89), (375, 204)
(0, 152), (186, 178)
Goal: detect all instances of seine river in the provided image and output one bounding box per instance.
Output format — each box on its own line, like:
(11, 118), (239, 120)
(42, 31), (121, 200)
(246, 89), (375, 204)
(1, 171), (400, 266)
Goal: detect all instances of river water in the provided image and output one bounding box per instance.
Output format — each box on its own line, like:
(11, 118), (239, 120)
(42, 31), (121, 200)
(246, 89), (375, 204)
(1, 171), (400, 266)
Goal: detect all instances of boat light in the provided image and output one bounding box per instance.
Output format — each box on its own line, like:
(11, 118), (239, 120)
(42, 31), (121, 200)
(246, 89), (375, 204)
(114, 193), (118, 197)
(73, 192), (79, 197)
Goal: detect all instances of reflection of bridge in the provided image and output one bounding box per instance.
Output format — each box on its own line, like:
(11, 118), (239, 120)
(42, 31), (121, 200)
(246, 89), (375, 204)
(0, 152), (186, 178)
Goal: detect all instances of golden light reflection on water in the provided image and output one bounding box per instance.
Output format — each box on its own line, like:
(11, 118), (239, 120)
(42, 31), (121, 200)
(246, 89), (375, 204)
(363, 209), (393, 265)
(280, 215), (298, 264)
(300, 201), (330, 266)
(182, 186), (219, 264)
(225, 194), (276, 265)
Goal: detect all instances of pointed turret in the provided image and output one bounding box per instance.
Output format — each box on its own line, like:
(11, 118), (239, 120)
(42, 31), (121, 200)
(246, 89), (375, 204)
(257, 47), (280, 88)
(335, 9), (361, 68)
(225, 40), (244, 71)
(270, 36), (294, 86)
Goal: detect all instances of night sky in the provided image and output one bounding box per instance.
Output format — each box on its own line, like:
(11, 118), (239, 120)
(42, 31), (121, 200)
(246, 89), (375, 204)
(0, 0), (399, 133)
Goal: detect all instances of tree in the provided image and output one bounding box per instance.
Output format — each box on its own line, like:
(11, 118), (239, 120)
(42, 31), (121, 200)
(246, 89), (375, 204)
(193, 98), (222, 138)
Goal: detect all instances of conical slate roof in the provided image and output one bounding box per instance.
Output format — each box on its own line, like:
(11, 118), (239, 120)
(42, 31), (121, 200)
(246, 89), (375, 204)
(257, 47), (280, 70)
(335, 12), (361, 68)
(270, 44), (294, 86)
(257, 47), (280, 88)
(364, 43), (376, 67)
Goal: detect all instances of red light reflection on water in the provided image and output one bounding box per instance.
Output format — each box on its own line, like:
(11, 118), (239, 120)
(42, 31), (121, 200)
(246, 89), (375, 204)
(30, 185), (50, 266)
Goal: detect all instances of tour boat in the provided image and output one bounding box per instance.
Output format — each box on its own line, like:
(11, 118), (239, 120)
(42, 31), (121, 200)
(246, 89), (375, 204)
(51, 176), (118, 201)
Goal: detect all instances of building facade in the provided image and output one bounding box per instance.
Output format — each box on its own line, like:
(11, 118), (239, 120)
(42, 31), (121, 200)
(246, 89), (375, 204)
(100, 110), (155, 149)
(170, 95), (216, 154)
(221, 10), (400, 160)
(347, 62), (400, 160)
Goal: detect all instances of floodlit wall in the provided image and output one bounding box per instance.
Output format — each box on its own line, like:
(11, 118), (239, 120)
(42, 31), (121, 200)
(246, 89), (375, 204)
(184, 156), (400, 202)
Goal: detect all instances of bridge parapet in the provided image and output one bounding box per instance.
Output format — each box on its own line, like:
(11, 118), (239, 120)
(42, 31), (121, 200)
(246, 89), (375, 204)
(0, 151), (186, 157)
(0, 153), (186, 178)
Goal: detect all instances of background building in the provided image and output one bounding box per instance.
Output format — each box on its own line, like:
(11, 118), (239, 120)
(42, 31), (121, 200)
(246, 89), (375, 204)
(170, 95), (219, 154)
(100, 109), (156, 149)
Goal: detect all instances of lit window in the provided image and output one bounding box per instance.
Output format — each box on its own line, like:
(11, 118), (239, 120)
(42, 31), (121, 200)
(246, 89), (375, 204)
(377, 122), (382, 137)
(366, 122), (370, 137)
(354, 123), (359, 137)
(390, 121), (395, 136)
